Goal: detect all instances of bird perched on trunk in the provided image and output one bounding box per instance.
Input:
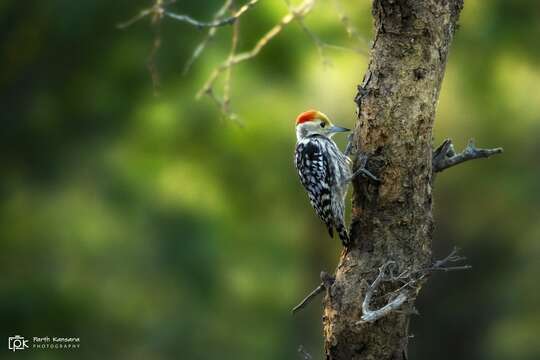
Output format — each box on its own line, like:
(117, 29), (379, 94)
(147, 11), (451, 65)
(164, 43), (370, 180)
(294, 110), (378, 247)
(294, 110), (353, 246)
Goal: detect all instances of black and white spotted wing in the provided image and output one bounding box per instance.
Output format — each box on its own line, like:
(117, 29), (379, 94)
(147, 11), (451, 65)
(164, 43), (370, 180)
(295, 136), (350, 246)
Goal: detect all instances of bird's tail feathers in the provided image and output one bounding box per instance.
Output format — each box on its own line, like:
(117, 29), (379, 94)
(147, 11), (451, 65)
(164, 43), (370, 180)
(335, 221), (350, 247)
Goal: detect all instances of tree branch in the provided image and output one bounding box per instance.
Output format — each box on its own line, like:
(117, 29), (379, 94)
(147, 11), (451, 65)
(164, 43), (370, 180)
(292, 283), (325, 314)
(331, 0), (369, 48)
(380, 247), (471, 303)
(358, 261), (408, 323)
(433, 138), (503, 173)
(359, 248), (471, 324)
(432, 246), (467, 268)
(284, 0), (366, 67)
(120, 0), (369, 120)
(182, 0), (234, 75)
(196, 0), (316, 99)
(292, 271), (335, 314)
(118, 0), (259, 30)
(221, 2), (240, 121)
(165, 0), (259, 29)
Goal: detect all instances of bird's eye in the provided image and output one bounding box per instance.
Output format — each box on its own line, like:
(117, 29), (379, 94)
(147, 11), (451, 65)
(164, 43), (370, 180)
(320, 122), (326, 128)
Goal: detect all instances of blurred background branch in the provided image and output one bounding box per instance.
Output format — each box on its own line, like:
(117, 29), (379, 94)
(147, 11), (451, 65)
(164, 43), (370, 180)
(119, 0), (367, 120)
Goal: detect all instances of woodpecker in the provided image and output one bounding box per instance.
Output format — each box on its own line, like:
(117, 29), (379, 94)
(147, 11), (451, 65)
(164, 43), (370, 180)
(294, 110), (353, 247)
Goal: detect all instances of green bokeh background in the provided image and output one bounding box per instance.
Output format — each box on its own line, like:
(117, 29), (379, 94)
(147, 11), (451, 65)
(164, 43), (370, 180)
(1, 0), (539, 359)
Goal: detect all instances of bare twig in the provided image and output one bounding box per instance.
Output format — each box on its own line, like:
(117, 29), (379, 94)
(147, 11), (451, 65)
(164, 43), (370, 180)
(433, 138), (503, 173)
(117, 0), (176, 29)
(222, 3), (240, 118)
(196, 0), (316, 99)
(121, 0), (369, 118)
(118, 0), (258, 30)
(358, 261), (408, 323)
(432, 247), (467, 267)
(284, 0), (366, 67)
(360, 248), (471, 323)
(332, 0), (369, 48)
(284, 0), (328, 66)
(424, 247), (472, 272)
(165, 0), (259, 28)
(292, 271), (335, 314)
(117, 0), (171, 92)
(182, 7), (243, 126)
(382, 247), (471, 301)
(182, 0), (234, 75)
(362, 293), (408, 323)
(117, 8), (153, 29)
(294, 19), (368, 63)
(291, 17), (331, 66)
(292, 283), (325, 314)
(205, 89), (224, 109)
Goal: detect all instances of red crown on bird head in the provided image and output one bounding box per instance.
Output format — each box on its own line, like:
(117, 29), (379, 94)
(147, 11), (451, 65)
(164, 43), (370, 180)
(296, 110), (319, 126)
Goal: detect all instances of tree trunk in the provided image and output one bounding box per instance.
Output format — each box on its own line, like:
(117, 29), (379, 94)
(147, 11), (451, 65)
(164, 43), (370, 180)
(323, 1), (464, 359)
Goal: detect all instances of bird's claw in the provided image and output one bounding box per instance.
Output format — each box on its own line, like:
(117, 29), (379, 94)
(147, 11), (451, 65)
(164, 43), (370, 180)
(354, 167), (380, 183)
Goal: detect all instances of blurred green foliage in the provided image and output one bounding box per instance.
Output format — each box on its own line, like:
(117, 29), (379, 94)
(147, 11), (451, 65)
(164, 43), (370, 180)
(0, 0), (539, 359)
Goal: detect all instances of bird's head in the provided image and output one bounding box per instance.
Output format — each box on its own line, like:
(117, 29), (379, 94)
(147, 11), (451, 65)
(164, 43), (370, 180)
(295, 110), (350, 141)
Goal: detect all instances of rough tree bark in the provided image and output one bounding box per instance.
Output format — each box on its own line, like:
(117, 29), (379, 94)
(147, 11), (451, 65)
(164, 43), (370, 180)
(322, 1), (464, 359)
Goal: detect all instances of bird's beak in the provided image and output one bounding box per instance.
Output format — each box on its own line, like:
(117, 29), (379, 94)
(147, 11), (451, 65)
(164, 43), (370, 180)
(328, 125), (350, 133)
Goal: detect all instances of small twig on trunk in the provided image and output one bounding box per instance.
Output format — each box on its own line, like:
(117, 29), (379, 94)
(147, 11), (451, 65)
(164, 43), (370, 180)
(422, 265), (472, 272)
(433, 138), (503, 173)
(361, 292), (407, 323)
(358, 261), (408, 323)
(292, 272), (335, 314)
(292, 283), (324, 314)
(432, 246), (467, 267)
(381, 247), (471, 301)
(360, 248), (471, 323)
(423, 247), (472, 272)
